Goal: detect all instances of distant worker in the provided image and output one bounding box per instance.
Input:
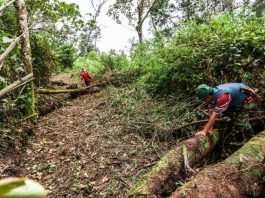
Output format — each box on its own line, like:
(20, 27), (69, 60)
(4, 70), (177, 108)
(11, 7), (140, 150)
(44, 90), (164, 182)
(195, 83), (259, 137)
(80, 68), (93, 86)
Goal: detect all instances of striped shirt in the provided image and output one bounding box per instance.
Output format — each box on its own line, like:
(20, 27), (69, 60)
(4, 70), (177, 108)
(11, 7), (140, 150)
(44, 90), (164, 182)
(209, 93), (254, 113)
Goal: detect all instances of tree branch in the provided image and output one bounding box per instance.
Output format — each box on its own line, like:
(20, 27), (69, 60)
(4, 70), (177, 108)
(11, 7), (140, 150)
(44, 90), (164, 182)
(0, 0), (16, 14)
(0, 23), (34, 68)
(36, 81), (110, 94)
(138, 0), (160, 30)
(0, 36), (21, 65)
(0, 73), (34, 98)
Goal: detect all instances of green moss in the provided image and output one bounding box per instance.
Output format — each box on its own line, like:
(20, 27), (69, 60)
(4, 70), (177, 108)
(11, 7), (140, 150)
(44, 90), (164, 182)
(248, 168), (264, 177)
(227, 131), (265, 164)
(198, 131), (219, 150)
(127, 131), (221, 197)
(227, 156), (239, 164)
(179, 181), (196, 190)
(182, 145), (188, 157)
(126, 178), (149, 197)
(127, 148), (180, 197)
(150, 149), (180, 173)
(212, 131), (219, 144)
(199, 136), (209, 150)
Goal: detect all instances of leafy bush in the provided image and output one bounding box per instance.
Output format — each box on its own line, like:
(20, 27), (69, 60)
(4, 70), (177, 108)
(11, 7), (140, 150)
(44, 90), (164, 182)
(99, 50), (129, 72)
(135, 14), (265, 96)
(31, 34), (59, 87)
(56, 44), (77, 69)
(72, 50), (130, 81)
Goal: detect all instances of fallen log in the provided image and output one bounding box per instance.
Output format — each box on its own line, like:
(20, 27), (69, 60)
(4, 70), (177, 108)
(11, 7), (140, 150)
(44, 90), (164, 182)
(127, 131), (219, 197)
(170, 130), (265, 198)
(36, 81), (109, 94)
(0, 73), (33, 98)
(50, 80), (68, 86)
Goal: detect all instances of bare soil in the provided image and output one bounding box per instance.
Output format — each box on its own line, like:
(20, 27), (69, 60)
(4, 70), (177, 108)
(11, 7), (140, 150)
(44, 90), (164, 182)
(0, 82), (168, 197)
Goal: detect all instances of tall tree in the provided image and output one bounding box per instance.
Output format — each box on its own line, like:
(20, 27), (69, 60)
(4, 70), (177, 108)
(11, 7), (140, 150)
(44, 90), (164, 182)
(149, 0), (178, 37)
(14, 0), (36, 115)
(108, 0), (160, 43)
(79, 0), (108, 55)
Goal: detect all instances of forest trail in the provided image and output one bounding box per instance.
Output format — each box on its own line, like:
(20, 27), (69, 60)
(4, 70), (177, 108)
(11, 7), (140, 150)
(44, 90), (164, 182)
(0, 80), (165, 198)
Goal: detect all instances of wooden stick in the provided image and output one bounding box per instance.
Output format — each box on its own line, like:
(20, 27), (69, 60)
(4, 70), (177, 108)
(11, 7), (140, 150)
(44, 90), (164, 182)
(0, 0), (16, 14)
(170, 116), (265, 134)
(0, 73), (33, 98)
(169, 118), (228, 133)
(0, 23), (34, 67)
(0, 36), (20, 65)
(19, 112), (38, 121)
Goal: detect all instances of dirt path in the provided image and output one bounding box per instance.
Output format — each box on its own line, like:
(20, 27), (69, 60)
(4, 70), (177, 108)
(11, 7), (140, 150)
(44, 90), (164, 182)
(1, 87), (167, 197)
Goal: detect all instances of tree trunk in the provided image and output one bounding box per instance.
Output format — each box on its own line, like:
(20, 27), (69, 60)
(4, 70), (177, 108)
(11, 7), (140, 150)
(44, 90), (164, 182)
(170, 130), (265, 198)
(127, 131), (219, 197)
(0, 73), (33, 98)
(14, 0), (36, 116)
(136, 0), (144, 43)
(36, 82), (109, 94)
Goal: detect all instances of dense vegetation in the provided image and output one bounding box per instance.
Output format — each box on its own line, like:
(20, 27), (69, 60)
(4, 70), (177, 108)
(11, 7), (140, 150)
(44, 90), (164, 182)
(0, 0), (264, 140)
(68, 11), (265, 153)
(74, 14), (265, 98)
(0, 0), (265, 197)
(1, 0), (264, 120)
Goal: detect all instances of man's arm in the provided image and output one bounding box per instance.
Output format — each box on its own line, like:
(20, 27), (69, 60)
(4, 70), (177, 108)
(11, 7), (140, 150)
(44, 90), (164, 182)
(195, 93), (231, 136)
(195, 112), (218, 136)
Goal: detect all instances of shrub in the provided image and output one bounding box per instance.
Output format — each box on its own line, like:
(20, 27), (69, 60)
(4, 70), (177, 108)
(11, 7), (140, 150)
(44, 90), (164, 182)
(56, 44), (77, 69)
(136, 14), (265, 96)
(31, 34), (59, 87)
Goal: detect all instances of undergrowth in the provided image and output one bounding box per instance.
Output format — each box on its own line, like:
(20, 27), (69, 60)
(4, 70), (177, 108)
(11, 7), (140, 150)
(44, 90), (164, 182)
(103, 84), (204, 142)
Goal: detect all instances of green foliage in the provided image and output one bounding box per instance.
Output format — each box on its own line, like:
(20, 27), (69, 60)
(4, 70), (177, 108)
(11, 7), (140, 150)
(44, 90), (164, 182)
(26, 0), (83, 29)
(135, 14), (265, 96)
(31, 34), (59, 87)
(105, 85), (201, 140)
(0, 76), (7, 88)
(0, 0), (83, 120)
(72, 50), (129, 79)
(99, 50), (129, 72)
(14, 86), (34, 116)
(56, 44), (77, 69)
(0, 5), (18, 35)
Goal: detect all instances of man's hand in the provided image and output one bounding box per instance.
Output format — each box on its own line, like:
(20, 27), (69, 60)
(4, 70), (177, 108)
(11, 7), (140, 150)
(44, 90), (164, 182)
(195, 130), (208, 136)
(195, 112), (218, 137)
(195, 130), (213, 136)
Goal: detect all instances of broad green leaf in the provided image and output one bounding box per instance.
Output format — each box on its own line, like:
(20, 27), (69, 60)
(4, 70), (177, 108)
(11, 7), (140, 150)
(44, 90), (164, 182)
(0, 178), (47, 198)
(0, 178), (25, 194)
